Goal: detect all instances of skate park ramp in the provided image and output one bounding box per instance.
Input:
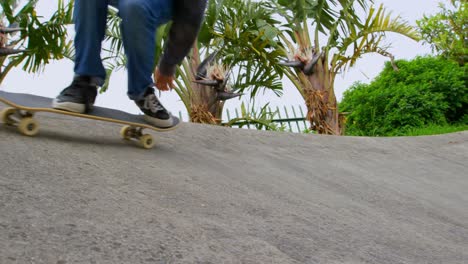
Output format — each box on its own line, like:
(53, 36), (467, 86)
(0, 108), (467, 264)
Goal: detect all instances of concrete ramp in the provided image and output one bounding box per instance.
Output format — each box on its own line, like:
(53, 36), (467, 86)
(0, 112), (467, 263)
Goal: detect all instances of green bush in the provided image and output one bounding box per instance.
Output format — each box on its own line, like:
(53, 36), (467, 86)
(340, 56), (467, 136)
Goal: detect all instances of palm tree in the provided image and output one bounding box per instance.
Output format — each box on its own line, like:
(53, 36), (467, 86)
(178, 0), (284, 124)
(0, 0), (74, 84)
(275, 0), (420, 135)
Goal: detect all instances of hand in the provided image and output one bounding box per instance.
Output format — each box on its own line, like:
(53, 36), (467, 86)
(154, 68), (175, 91)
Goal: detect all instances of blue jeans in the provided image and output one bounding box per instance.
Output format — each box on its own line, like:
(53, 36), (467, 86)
(74, 0), (173, 100)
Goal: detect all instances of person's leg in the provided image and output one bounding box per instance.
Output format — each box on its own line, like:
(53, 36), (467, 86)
(118, 0), (172, 101)
(74, 0), (109, 83)
(53, 0), (110, 113)
(118, 0), (177, 128)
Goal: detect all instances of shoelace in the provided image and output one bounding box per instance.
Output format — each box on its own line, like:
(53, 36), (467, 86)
(144, 94), (165, 112)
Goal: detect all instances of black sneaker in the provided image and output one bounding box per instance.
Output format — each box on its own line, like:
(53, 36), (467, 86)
(52, 76), (98, 113)
(135, 87), (176, 128)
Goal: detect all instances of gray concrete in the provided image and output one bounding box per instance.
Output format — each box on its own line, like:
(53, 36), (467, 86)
(0, 112), (467, 264)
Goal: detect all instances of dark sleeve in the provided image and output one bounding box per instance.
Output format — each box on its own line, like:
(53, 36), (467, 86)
(158, 0), (208, 76)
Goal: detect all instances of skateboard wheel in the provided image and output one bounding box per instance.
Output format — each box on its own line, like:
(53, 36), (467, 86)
(17, 117), (39, 136)
(139, 134), (155, 149)
(120, 125), (132, 140)
(1, 107), (17, 125)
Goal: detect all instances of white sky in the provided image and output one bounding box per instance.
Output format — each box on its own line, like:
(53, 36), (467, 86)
(1, 0), (442, 120)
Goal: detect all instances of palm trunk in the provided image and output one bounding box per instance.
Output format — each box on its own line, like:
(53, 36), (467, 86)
(301, 54), (341, 135)
(190, 84), (224, 125)
(188, 44), (224, 124)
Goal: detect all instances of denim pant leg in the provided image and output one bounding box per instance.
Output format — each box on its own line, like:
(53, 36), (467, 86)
(73, 0), (109, 86)
(118, 0), (173, 101)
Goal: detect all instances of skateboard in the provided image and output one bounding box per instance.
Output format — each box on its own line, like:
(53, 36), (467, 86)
(0, 91), (180, 149)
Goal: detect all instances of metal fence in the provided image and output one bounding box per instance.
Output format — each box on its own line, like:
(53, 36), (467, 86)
(226, 105), (309, 133)
(178, 105), (310, 133)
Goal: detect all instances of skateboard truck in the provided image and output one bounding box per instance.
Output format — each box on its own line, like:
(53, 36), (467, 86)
(120, 125), (155, 149)
(1, 107), (39, 136)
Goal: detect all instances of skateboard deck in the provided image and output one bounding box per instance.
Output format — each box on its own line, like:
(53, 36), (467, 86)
(0, 91), (180, 149)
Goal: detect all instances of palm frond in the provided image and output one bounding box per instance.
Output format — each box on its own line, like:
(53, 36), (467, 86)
(333, 4), (420, 72)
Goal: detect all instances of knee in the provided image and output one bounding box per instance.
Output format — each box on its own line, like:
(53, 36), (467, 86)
(118, 0), (148, 21)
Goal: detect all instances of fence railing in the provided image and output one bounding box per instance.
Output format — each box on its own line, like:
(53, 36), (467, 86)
(178, 105), (310, 133)
(226, 105), (309, 133)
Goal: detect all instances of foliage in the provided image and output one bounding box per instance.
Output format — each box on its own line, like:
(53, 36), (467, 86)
(340, 56), (467, 136)
(200, 0), (285, 97)
(331, 4), (419, 73)
(0, 0), (74, 84)
(277, 0), (368, 36)
(417, 0), (467, 65)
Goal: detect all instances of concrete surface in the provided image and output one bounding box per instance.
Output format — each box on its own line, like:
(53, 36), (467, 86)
(0, 111), (467, 264)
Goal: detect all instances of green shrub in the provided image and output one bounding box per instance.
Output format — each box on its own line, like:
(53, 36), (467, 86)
(340, 56), (467, 136)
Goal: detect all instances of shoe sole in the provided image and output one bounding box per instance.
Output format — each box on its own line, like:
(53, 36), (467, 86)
(143, 115), (176, 128)
(52, 99), (86, 113)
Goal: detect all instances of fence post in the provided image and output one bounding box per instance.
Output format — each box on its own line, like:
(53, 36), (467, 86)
(283, 106), (293, 132)
(178, 111), (183, 122)
(291, 106), (301, 132)
(299, 106), (308, 129)
(276, 106), (283, 128)
(226, 109), (231, 123)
